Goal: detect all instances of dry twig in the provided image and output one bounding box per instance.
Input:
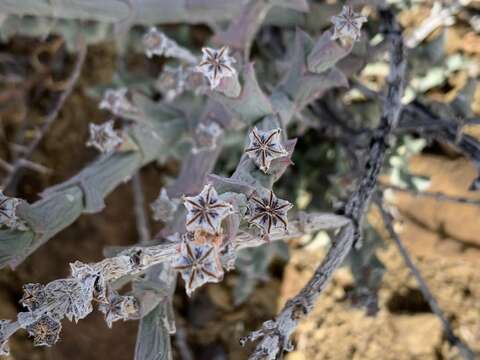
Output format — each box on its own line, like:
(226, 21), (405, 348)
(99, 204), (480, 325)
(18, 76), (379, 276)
(376, 196), (475, 360)
(241, 9), (407, 359)
(2, 37), (87, 192)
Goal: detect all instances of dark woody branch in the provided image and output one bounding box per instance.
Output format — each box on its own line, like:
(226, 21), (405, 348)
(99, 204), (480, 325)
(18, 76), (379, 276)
(241, 9), (407, 359)
(375, 196), (475, 360)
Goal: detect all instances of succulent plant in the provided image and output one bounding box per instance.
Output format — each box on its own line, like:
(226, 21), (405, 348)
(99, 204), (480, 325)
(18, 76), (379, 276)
(0, 1), (477, 359)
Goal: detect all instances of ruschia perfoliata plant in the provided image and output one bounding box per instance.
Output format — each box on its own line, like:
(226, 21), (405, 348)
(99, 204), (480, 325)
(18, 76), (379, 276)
(0, 0), (477, 359)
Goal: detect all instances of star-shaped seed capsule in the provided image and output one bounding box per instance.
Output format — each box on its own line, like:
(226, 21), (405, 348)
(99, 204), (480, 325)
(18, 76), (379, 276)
(193, 122), (223, 154)
(0, 191), (23, 230)
(173, 241), (223, 296)
(98, 290), (139, 328)
(99, 88), (138, 117)
(143, 27), (169, 58)
(331, 6), (367, 42)
(196, 46), (236, 89)
(183, 184), (234, 234)
(244, 127), (288, 173)
(20, 283), (46, 312)
(247, 190), (293, 236)
(25, 315), (61, 347)
(86, 120), (123, 154)
(151, 188), (180, 223)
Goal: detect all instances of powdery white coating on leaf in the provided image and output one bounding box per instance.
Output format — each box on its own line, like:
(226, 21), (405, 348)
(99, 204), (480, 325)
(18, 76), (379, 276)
(193, 122), (223, 154)
(247, 190), (293, 236)
(25, 314), (62, 347)
(86, 120), (123, 154)
(244, 127), (288, 173)
(151, 188), (180, 223)
(0, 191), (26, 230)
(331, 6), (367, 42)
(196, 46), (237, 89)
(183, 183), (234, 234)
(173, 241), (223, 297)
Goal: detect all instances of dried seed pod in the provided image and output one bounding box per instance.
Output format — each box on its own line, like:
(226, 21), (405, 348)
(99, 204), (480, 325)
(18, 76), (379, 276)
(70, 261), (107, 304)
(44, 279), (94, 323)
(331, 6), (367, 42)
(25, 315), (62, 347)
(183, 184), (234, 234)
(20, 283), (46, 312)
(173, 241), (223, 296)
(98, 290), (139, 328)
(156, 65), (188, 102)
(151, 188), (180, 223)
(0, 191), (26, 230)
(196, 46), (236, 89)
(193, 122), (223, 154)
(99, 88), (139, 117)
(156, 65), (207, 102)
(244, 128), (288, 173)
(86, 120), (123, 154)
(247, 190), (292, 236)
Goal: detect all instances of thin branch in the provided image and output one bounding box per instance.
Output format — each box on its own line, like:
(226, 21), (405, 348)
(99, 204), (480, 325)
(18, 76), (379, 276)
(132, 173), (151, 244)
(0, 209), (347, 347)
(17, 159), (52, 175)
(376, 197), (476, 360)
(352, 79), (480, 175)
(242, 9), (407, 359)
(1, 36), (87, 192)
(382, 183), (480, 206)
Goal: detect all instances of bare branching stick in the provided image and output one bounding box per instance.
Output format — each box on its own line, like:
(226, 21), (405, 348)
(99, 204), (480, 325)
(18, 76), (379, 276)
(382, 183), (480, 206)
(241, 9), (407, 358)
(353, 80), (480, 179)
(376, 198), (476, 360)
(2, 37), (87, 192)
(240, 222), (354, 359)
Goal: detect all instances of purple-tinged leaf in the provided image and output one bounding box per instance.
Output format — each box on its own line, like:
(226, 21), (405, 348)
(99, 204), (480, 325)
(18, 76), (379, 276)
(210, 63), (273, 124)
(307, 30), (353, 74)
